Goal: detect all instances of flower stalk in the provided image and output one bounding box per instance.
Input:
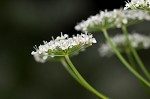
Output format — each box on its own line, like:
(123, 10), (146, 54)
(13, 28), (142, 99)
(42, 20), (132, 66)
(125, 48), (136, 69)
(121, 25), (150, 81)
(63, 55), (109, 99)
(102, 29), (150, 87)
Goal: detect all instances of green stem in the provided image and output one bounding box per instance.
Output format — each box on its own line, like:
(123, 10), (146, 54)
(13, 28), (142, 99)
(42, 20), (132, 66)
(64, 55), (109, 99)
(61, 58), (109, 98)
(61, 58), (110, 99)
(61, 58), (100, 88)
(122, 25), (150, 81)
(61, 58), (99, 91)
(125, 49), (150, 93)
(61, 58), (81, 83)
(102, 29), (150, 87)
(125, 48), (136, 70)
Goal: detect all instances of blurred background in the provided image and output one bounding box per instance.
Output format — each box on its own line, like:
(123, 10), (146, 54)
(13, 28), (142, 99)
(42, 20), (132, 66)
(0, 0), (150, 99)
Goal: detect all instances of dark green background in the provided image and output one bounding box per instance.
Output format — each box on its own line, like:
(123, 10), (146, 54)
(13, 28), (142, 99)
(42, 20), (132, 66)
(0, 0), (150, 99)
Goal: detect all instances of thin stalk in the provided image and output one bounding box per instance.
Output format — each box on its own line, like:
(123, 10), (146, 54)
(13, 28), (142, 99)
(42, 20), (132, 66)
(102, 29), (150, 87)
(61, 58), (110, 98)
(61, 58), (102, 87)
(61, 58), (98, 91)
(125, 48), (136, 70)
(125, 49), (150, 93)
(61, 58), (81, 83)
(122, 25), (150, 80)
(64, 55), (109, 99)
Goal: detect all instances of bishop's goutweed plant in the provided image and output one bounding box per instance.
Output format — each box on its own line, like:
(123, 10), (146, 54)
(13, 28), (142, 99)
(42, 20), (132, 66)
(31, 33), (109, 99)
(32, 1), (150, 99)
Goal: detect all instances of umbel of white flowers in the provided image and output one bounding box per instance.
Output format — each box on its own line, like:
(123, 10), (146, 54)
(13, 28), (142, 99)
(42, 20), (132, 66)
(99, 33), (150, 57)
(31, 33), (96, 63)
(75, 8), (150, 32)
(124, 0), (150, 10)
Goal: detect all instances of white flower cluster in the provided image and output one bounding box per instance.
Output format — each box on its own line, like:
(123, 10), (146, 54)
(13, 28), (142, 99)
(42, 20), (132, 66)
(31, 33), (96, 63)
(75, 8), (150, 32)
(124, 0), (150, 10)
(99, 33), (150, 57)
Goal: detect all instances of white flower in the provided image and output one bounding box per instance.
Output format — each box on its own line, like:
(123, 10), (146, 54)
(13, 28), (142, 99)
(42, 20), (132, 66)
(31, 51), (48, 63)
(31, 33), (96, 63)
(75, 8), (150, 32)
(98, 33), (150, 57)
(124, 0), (150, 10)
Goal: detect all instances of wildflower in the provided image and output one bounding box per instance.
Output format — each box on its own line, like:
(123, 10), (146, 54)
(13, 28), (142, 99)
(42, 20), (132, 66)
(98, 33), (150, 57)
(124, 0), (150, 10)
(75, 8), (150, 32)
(31, 33), (96, 63)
